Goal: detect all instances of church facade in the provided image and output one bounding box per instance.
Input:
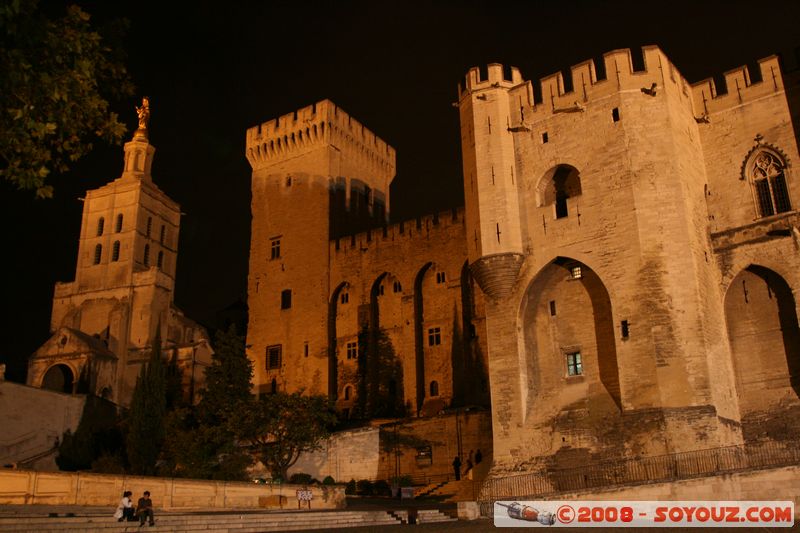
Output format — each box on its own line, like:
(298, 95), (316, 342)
(247, 45), (800, 476)
(27, 113), (212, 407)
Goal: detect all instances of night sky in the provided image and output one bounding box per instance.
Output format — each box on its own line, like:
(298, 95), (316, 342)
(3, 0), (799, 383)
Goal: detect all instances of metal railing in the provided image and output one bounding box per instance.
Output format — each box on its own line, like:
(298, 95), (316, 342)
(478, 439), (800, 516)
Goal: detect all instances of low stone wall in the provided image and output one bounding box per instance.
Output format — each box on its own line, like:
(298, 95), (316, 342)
(0, 470), (345, 510)
(555, 465), (800, 506)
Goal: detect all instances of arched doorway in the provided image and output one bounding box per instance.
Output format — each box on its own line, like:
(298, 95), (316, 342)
(725, 265), (800, 436)
(41, 364), (74, 393)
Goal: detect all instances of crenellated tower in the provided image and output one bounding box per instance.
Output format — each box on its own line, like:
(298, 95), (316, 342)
(459, 64), (527, 300)
(245, 100), (396, 396)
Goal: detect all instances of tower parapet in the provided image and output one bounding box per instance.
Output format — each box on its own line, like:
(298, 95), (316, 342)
(459, 46), (700, 123)
(245, 99), (396, 187)
(691, 56), (785, 116)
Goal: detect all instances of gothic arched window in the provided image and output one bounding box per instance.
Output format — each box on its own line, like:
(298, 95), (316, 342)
(96, 217), (105, 236)
(93, 244), (102, 265)
(749, 150), (791, 218)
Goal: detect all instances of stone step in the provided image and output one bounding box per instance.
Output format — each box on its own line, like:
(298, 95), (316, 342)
(417, 509), (457, 523)
(0, 511), (403, 532)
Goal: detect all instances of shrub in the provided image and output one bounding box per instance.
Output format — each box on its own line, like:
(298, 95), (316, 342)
(322, 475), (335, 485)
(356, 479), (374, 496)
(391, 475), (414, 487)
(373, 479), (390, 496)
(289, 472), (313, 485)
(345, 479), (357, 495)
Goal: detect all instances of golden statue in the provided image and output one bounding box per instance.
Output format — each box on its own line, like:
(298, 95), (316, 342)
(135, 97), (150, 135)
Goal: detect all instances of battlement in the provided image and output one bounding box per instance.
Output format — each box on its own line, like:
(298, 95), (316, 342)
(459, 46), (697, 115)
(460, 47), (789, 121)
(691, 56), (785, 116)
(460, 63), (524, 93)
(245, 100), (396, 176)
(330, 207), (466, 256)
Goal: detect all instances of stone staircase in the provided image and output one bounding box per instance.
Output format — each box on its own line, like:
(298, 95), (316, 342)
(412, 480), (449, 499)
(0, 509), (403, 532)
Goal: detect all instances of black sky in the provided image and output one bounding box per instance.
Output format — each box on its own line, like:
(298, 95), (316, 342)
(3, 0), (799, 382)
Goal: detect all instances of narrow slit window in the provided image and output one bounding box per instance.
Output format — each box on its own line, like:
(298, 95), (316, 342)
(93, 244), (102, 265)
(157, 250), (164, 268)
(542, 132), (549, 144)
(612, 108), (620, 122)
(115, 214), (123, 233)
(281, 289), (292, 309)
(97, 217), (105, 237)
(146, 217), (152, 238)
(112, 241), (120, 262)
(160, 225), (166, 244)
(143, 244), (150, 266)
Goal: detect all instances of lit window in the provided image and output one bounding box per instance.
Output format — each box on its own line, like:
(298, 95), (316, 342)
(570, 265), (582, 279)
(427, 327), (441, 346)
(566, 352), (582, 376)
(750, 151), (791, 218)
(270, 238), (281, 259)
(267, 345), (282, 370)
(93, 244), (102, 265)
(436, 271), (446, 284)
(281, 289), (292, 309)
(143, 244), (150, 267)
(346, 341), (358, 360)
(115, 214), (123, 233)
(429, 380), (439, 397)
(340, 292), (349, 304)
(97, 217), (105, 237)
(157, 250), (164, 268)
(112, 241), (120, 262)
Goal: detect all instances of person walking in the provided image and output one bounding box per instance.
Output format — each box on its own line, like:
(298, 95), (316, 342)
(137, 491), (155, 527)
(452, 456), (462, 481)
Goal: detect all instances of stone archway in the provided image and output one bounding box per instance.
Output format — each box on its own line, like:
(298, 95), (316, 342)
(519, 258), (621, 465)
(724, 265), (800, 439)
(41, 364), (74, 394)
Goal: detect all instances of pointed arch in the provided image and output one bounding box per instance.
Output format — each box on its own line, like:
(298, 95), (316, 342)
(724, 264), (800, 434)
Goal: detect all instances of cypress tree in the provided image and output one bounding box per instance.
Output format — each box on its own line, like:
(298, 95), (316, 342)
(126, 330), (166, 475)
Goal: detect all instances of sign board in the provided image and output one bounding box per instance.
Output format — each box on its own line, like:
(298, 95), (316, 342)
(296, 489), (313, 501)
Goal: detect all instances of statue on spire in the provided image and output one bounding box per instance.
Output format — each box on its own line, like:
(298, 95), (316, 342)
(135, 97), (150, 138)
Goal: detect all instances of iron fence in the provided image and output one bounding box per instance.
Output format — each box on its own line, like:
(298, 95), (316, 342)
(478, 439), (800, 517)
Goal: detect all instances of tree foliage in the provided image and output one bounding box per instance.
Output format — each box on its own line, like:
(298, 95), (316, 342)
(241, 392), (337, 481)
(0, 1), (134, 197)
(356, 326), (404, 418)
(160, 325), (253, 480)
(57, 394), (121, 471)
(126, 333), (166, 475)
